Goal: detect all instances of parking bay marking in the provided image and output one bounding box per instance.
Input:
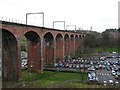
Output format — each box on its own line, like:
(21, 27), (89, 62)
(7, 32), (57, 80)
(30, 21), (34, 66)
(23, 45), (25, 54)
(97, 73), (109, 76)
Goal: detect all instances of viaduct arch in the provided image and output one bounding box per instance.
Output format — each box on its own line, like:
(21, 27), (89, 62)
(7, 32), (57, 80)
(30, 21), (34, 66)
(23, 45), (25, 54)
(0, 21), (85, 81)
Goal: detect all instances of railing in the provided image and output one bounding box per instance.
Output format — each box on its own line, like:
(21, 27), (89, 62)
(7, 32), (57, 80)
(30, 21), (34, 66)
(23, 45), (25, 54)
(0, 17), (43, 27)
(0, 17), (26, 24)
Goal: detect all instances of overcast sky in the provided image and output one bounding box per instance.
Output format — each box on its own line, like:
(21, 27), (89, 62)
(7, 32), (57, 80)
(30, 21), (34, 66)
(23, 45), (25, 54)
(0, 0), (119, 32)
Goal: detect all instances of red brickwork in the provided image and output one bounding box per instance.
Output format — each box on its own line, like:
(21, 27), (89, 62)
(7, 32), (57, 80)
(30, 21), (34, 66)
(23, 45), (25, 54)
(0, 21), (85, 81)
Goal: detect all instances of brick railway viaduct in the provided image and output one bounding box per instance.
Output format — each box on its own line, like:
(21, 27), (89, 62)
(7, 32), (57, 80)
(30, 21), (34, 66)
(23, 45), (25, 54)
(0, 21), (85, 81)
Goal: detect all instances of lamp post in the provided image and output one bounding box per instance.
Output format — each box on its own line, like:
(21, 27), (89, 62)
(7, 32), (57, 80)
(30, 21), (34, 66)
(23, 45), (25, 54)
(53, 21), (65, 30)
(26, 12), (44, 27)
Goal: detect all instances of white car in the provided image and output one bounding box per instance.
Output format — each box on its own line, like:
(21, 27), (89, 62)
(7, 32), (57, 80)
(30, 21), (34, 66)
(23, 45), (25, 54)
(55, 63), (58, 67)
(109, 80), (114, 85)
(69, 64), (72, 68)
(103, 81), (107, 86)
(112, 70), (115, 73)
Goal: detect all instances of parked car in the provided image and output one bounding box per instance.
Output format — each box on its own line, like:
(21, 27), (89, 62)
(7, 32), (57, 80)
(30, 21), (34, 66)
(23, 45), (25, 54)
(109, 80), (114, 85)
(102, 65), (106, 69)
(99, 64), (102, 69)
(76, 64), (79, 69)
(116, 71), (120, 76)
(69, 64), (72, 68)
(59, 63), (64, 68)
(115, 81), (119, 86)
(72, 64), (76, 69)
(21, 59), (28, 69)
(95, 65), (99, 70)
(55, 63), (58, 67)
(106, 67), (110, 71)
(93, 77), (99, 82)
(88, 73), (92, 79)
(103, 81), (107, 86)
(112, 71), (116, 76)
(65, 63), (69, 68)
(80, 64), (84, 69)
(114, 75), (119, 79)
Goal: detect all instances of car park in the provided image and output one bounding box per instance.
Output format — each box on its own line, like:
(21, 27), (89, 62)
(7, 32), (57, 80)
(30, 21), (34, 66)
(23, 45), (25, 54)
(54, 56), (120, 86)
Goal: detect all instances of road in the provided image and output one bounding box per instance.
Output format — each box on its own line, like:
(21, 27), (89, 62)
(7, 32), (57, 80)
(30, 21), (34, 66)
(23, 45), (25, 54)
(96, 69), (116, 83)
(96, 57), (120, 86)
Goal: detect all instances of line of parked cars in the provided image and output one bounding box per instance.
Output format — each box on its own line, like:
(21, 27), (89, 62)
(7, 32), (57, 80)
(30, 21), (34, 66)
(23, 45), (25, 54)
(103, 80), (119, 86)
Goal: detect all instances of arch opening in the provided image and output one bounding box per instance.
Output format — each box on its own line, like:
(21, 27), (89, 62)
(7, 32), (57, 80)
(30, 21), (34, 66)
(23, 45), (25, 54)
(70, 34), (75, 55)
(75, 35), (79, 51)
(43, 32), (54, 66)
(64, 34), (70, 57)
(56, 34), (63, 60)
(24, 31), (41, 72)
(2, 29), (18, 81)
